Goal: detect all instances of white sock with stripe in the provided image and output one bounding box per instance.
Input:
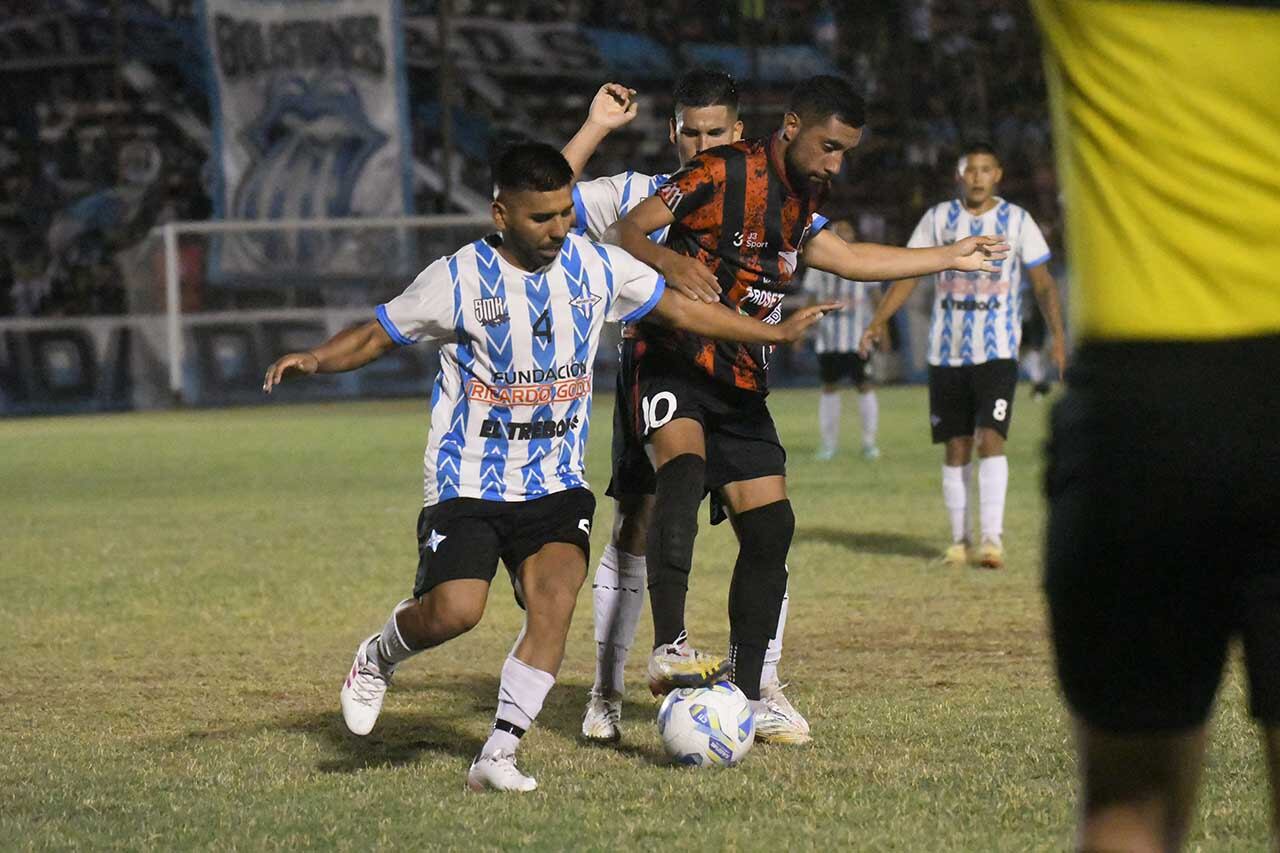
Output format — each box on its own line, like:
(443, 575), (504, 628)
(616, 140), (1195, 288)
(484, 654), (555, 755)
(591, 544), (646, 697)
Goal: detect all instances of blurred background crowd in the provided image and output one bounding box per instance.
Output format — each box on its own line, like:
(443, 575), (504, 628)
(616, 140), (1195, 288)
(0, 0), (1057, 318)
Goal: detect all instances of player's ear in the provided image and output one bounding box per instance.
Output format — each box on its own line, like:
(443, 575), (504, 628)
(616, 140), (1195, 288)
(491, 199), (508, 232)
(669, 118), (677, 145)
(732, 119), (744, 142)
(781, 112), (800, 142)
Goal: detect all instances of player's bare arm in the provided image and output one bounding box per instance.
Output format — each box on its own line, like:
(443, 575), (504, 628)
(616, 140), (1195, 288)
(560, 83), (638, 179)
(603, 195), (721, 303)
(803, 228), (1010, 281)
(262, 320), (396, 392)
(648, 289), (843, 346)
(1028, 263), (1067, 379)
(858, 278), (919, 356)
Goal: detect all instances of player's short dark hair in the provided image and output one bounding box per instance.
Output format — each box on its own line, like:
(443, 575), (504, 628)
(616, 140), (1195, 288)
(788, 75), (866, 128)
(960, 141), (1002, 164)
(672, 67), (739, 115)
(491, 142), (573, 195)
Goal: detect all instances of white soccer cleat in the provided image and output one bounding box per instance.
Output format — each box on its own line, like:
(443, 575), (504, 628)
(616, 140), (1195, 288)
(466, 749), (538, 792)
(862, 444), (881, 461)
(581, 691), (623, 742)
(752, 687), (813, 745)
(647, 632), (731, 696)
(340, 634), (394, 736)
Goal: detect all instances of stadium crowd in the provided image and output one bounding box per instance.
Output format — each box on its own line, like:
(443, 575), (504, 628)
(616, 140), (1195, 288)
(0, 0), (1057, 318)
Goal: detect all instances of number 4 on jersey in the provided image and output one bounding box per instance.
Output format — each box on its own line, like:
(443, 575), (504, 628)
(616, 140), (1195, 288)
(532, 309), (553, 341)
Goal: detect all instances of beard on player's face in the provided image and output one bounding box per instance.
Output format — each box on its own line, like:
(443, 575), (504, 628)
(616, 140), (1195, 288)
(493, 187), (574, 269)
(783, 117), (862, 191)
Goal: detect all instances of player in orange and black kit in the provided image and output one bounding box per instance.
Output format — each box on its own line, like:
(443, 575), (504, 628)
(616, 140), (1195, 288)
(606, 75), (1010, 739)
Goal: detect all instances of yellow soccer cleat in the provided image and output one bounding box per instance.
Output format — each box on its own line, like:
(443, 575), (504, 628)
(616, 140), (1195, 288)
(942, 541), (970, 567)
(978, 540), (1004, 569)
(647, 632), (731, 696)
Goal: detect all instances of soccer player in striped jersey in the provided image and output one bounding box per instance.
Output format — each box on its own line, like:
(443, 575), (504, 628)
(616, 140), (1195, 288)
(609, 76), (1009, 742)
(860, 143), (1065, 569)
(560, 70), (810, 744)
(1034, 2), (1280, 848)
(802, 218), (883, 461)
(261, 143), (837, 792)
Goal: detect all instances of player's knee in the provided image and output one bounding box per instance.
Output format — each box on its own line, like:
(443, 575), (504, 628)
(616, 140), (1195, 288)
(738, 501), (794, 569)
(613, 494), (655, 556)
(648, 454), (704, 582)
(418, 587), (485, 638)
(976, 429), (1005, 457)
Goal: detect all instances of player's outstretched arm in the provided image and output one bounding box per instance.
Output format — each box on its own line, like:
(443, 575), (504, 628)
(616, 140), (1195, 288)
(262, 320), (395, 393)
(803, 229), (1010, 281)
(561, 83), (638, 179)
(1028, 263), (1068, 379)
(648, 289), (843, 345)
(603, 196), (720, 303)
(858, 279), (918, 357)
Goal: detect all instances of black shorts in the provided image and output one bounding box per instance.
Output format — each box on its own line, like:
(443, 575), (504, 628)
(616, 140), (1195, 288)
(927, 359), (1018, 443)
(635, 348), (786, 523)
(1045, 335), (1280, 732)
(605, 337), (655, 500)
(818, 352), (872, 386)
(412, 488), (596, 604)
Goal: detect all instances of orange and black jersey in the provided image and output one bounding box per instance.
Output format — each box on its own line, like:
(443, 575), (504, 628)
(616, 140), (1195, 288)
(637, 134), (831, 393)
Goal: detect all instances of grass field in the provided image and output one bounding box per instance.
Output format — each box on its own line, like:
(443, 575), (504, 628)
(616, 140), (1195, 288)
(2, 386), (1271, 851)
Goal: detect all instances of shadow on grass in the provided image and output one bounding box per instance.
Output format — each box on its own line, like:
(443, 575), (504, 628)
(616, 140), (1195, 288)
(795, 526), (937, 558)
(176, 673), (669, 772)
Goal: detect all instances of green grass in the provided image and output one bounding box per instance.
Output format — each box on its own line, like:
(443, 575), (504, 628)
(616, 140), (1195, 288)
(1, 387), (1270, 851)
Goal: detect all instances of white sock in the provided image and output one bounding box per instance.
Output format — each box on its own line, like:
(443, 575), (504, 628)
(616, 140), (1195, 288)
(978, 455), (1009, 546)
(818, 391), (841, 453)
(942, 465), (969, 543)
(761, 579), (789, 689)
(858, 391), (879, 448)
(372, 599), (420, 668)
(1024, 350), (1045, 384)
(484, 654), (555, 755)
(591, 544), (646, 697)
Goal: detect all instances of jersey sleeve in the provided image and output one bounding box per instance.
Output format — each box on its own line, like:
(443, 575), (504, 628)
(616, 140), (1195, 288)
(598, 243), (666, 324)
(906, 207), (937, 249)
(654, 155), (721, 224)
(1019, 212), (1052, 268)
(376, 258), (457, 345)
(572, 174), (626, 241)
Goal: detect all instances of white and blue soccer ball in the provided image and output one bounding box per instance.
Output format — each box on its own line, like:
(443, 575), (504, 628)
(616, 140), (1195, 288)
(657, 681), (755, 767)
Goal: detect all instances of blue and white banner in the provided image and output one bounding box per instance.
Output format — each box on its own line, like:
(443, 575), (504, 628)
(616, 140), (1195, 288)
(200, 0), (413, 276)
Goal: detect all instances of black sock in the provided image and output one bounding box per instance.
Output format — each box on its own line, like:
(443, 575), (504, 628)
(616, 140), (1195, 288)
(729, 641), (768, 701)
(647, 453), (705, 647)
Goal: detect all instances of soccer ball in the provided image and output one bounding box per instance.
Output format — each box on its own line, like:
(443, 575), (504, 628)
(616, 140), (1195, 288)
(657, 680), (755, 767)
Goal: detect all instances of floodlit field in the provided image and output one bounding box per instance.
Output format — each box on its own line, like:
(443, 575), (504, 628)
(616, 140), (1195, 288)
(2, 387), (1269, 850)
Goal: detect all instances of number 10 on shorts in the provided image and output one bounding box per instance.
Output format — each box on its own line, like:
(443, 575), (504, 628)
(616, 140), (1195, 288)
(642, 392), (677, 434)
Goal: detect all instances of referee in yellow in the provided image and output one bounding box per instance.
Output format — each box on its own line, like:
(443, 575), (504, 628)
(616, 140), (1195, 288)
(1032, 1), (1280, 849)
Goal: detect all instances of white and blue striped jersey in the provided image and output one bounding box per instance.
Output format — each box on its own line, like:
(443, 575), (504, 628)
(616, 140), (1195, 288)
(802, 268), (877, 354)
(376, 232), (665, 506)
(908, 197), (1051, 367)
(572, 171), (671, 244)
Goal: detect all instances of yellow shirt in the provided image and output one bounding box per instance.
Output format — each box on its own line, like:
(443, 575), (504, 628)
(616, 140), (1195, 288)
(1032, 0), (1280, 341)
